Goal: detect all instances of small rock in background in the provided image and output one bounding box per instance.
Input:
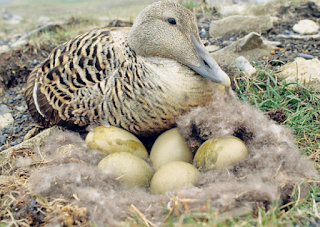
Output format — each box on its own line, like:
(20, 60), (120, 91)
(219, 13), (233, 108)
(218, 5), (246, 17)
(38, 16), (51, 24)
(280, 57), (320, 92)
(293, 19), (319, 35)
(0, 105), (11, 115)
(263, 40), (281, 47)
(0, 45), (10, 54)
(1, 9), (23, 24)
(205, 45), (220, 53)
(0, 135), (6, 145)
(297, 53), (313, 60)
(0, 113), (14, 129)
(235, 56), (256, 77)
(211, 32), (275, 65)
(209, 15), (273, 38)
(16, 105), (27, 112)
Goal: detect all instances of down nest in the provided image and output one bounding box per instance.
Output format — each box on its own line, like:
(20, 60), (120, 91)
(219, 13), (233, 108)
(1, 89), (317, 226)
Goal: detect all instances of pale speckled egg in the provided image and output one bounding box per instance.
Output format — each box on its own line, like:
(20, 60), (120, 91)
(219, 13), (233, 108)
(194, 136), (249, 170)
(85, 125), (148, 159)
(150, 128), (192, 171)
(150, 161), (200, 194)
(98, 152), (154, 187)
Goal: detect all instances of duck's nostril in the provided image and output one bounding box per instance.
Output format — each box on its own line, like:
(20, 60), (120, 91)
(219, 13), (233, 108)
(203, 60), (211, 69)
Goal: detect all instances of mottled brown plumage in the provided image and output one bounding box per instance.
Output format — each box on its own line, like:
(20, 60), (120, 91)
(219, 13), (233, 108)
(24, 1), (230, 136)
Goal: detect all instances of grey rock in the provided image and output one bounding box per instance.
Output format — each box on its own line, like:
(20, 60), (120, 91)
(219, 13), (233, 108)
(210, 32), (275, 66)
(0, 135), (6, 145)
(209, 15), (273, 38)
(0, 105), (11, 115)
(297, 53), (314, 59)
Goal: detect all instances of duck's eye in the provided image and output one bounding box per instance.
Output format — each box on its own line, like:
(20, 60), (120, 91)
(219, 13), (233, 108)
(167, 18), (176, 25)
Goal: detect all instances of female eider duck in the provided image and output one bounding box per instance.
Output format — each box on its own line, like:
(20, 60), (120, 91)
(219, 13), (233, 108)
(24, 1), (230, 136)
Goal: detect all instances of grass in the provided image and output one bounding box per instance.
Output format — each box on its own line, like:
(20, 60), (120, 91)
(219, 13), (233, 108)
(234, 66), (320, 159)
(126, 66), (320, 226)
(1, 0), (320, 226)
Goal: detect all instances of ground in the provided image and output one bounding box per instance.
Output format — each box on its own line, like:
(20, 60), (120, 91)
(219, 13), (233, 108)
(0, 0), (319, 226)
(1, 1), (319, 150)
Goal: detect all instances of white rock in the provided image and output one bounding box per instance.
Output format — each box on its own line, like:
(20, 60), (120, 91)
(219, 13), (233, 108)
(235, 56), (256, 77)
(280, 57), (320, 92)
(0, 45), (10, 54)
(0, 113), (14, 128)
(293, 19), (319, 35)
(209, 15), (273, 38)
(263, 40), (281, 46)
(218, 5), (246, 17)
(16, 105), (27, 112)
(38, 16), (51, 24)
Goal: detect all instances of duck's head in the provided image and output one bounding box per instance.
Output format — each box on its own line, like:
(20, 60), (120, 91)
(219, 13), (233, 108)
(128, 1), (230, 87)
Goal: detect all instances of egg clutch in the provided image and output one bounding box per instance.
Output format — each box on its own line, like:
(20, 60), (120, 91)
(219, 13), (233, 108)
(85, 125), (249, 194)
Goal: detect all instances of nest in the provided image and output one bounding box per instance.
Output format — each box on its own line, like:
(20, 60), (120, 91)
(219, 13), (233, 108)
(0, 89), (317, 226)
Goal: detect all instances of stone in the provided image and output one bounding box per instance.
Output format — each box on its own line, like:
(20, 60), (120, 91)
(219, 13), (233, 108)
(0, 127), (56, 166)
(0, 113), (14, 128)
(0, 135), (6, 145)
(263, 40), (282, 46)
(16, 105), (27, 112)
(38, 16), (51, 24)
(0, 105), (11, 115)
(211, 32), (274, 66)
(235, 56), (256, 77)
(280, 57), (320, 92)
(205, 45), (220, 53)
(293, 19), (319, 35)
(218, 5), (246, 17)
(209, 15), (273, 38)
(0, 45), (10, 54)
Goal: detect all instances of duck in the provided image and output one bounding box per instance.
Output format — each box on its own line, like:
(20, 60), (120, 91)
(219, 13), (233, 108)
(24, 0), (231, 137)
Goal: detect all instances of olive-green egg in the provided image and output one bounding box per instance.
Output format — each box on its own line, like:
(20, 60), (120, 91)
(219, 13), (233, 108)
(85, 125), (148, 159)
(150, 161), (200, 194)
(194, 136), (249, 170)
(150, 128), (192, 171)
(98, 152), (154, 187)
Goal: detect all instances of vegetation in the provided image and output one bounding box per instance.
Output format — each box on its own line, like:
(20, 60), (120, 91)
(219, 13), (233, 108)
(0, 0), (319, 226)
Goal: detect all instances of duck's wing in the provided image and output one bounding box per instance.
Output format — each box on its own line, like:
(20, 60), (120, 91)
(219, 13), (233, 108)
(24, 28), (131, 130)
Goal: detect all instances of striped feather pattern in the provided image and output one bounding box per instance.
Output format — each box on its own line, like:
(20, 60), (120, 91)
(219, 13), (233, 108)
(24, 2), (225, 136)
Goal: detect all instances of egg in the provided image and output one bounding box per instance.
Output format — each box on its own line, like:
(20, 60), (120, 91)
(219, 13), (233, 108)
(85, 125), (148, 159)
(150, 161), (200, 194)
(194, 136), (249, 170)
(150, 128), (193, 171)
(98, 152), (154, 187)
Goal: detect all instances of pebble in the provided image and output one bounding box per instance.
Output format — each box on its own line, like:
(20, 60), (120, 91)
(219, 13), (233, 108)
(0, 113), (14, 128)
(297, 53), (314, 59)
(1, 146), (7, 151)
(10, 141), (18, 146)
(293, 19), (320, 35)
(0, 105), (11, 115)
(0, 135), (6, 145)
(235, 56), (256, 77)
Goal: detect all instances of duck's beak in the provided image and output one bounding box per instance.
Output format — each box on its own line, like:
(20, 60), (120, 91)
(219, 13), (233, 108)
(188, 36), (231, 87)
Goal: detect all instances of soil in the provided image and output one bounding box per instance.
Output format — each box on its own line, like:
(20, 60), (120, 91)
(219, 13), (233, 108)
(0, 1), (319, 150)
